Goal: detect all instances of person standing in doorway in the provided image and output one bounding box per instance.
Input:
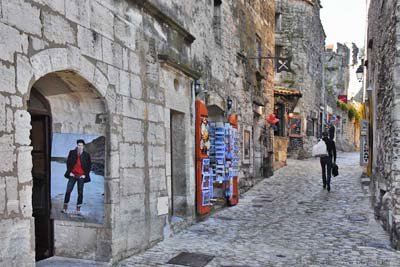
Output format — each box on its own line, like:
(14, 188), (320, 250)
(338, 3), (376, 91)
(62, 139), (92, 214)
(320, 131), (336, 192)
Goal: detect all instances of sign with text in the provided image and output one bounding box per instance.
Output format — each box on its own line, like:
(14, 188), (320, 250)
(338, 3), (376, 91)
(361, 120), (368, 136)
(360, 135), (369, 166)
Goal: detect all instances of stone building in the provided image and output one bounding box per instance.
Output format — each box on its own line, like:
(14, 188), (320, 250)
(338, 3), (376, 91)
(0, 0), (200, 265)
(325, 43), (350, 101)
(324, 43), (362, 152)
(190, 0), (275, 190)
(367, 0), (400, 250)
(0, 0), (276, 265)
(274, 0), (326, 159)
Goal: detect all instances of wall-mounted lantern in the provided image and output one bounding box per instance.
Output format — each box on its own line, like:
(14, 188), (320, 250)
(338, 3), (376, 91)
(227, 96), (233, 110)
(194, 80), (202, 95)
(356, 65), (364, 82)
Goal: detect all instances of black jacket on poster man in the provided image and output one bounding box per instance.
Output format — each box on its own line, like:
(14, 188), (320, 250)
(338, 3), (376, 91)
(64, 149), (92, 183)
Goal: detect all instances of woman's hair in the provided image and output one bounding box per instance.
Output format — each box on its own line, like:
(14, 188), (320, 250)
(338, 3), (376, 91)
(322, 131), (329, 138)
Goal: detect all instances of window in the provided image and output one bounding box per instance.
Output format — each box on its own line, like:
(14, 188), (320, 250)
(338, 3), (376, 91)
(306, 118), (314, 136)
(275, 45), (283, 58)
(243, 130), (251, 160)
(256, 35), (262, 70)
(213, 0), (222, 45)
(275, 13), (282, 32)
(274, 104), (285, 137)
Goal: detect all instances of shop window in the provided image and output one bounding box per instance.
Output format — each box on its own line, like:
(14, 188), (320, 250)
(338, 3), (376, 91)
(275, 12), (282, 32)
(213, 0), (222, 45)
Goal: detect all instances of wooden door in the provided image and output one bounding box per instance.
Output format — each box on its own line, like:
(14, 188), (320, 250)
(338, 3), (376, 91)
(31, 114), (53, 261)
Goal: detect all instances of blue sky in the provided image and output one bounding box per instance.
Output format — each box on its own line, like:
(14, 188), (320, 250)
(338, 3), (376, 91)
(320, 0), (367, 48)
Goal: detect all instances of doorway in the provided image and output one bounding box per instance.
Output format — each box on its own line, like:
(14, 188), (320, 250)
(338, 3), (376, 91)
(28, 88), (53, 261)
(170, 110), (187, 217)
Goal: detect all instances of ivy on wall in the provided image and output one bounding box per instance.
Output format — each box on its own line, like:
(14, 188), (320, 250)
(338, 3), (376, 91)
(336, 99), (362, 122)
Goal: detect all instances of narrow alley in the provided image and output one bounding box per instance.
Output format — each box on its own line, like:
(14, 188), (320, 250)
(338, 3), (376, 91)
(119, 153), (400, 267)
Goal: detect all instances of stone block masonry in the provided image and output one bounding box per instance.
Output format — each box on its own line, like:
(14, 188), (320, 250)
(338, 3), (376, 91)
(0, 0), (198, 265)
(367, 0), (400, 250)
(0, 0), (279, 265)
(275, 0), (326, 158)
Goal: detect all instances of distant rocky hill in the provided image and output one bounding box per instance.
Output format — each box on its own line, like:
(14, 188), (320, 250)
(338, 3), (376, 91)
(85, 136), (105, 165)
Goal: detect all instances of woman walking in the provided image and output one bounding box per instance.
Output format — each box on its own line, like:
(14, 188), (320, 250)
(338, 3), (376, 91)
(320, 131), (337, 192)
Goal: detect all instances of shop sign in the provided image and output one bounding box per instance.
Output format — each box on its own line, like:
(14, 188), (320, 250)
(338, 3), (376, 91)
(361, 120), (368, 136)
(360, 135), (369, 166)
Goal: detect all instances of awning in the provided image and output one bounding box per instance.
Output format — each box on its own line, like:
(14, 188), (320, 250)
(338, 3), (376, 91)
(274, 87), (302, 97)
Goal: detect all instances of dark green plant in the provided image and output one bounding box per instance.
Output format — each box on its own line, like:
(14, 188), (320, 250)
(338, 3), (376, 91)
(348, 106), (356, 121)
(340, 102), (348, 112)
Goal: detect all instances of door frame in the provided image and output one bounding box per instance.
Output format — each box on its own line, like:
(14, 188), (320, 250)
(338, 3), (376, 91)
(28, 88), (54, 261)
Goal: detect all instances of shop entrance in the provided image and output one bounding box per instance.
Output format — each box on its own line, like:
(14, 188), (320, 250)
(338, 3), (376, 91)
(29, 88), (53, 261)
(29, 69), (108, 261)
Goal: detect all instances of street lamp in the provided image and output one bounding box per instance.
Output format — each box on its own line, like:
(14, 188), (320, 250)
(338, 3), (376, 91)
(356, 65), (364, 82)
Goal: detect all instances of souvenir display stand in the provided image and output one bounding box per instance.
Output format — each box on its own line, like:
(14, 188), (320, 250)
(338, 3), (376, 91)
(195, 100), (240, 216)
(208, 120), (239, 206)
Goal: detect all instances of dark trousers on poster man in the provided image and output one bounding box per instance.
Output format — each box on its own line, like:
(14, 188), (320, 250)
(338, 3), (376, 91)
(64, 176), (85, 207)
(320, 156), (332, 190)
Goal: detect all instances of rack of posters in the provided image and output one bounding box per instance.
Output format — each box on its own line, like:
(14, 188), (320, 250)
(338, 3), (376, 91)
(208, 122), (240, 200)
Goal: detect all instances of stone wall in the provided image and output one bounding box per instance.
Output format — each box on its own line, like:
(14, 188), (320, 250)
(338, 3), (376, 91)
(367, 0), (400, 250)
(275, 0), (326, 158)
(190, 0), (275, 188)
(273, 136), (289, 170)
(324, 43), (360, 152)
(0, 0), (198, 265)
(325, 43), (350, 105)
(0, 0), (277, 265)
(334, 109), (360, 152)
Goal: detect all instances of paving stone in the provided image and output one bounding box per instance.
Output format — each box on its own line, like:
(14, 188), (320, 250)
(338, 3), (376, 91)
(119, 153), (400, 267)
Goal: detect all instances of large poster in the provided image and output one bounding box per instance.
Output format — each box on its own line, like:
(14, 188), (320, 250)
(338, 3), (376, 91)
(51, 133), (105, 224)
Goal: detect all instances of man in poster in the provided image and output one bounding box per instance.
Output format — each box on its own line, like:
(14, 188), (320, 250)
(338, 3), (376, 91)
(62, 139), (92, 215)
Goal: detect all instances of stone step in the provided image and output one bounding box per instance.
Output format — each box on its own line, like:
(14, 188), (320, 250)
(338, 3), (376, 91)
(36, 256), (109, 267)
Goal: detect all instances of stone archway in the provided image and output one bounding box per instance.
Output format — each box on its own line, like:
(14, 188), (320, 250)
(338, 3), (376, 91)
(16, 47), (115, 262)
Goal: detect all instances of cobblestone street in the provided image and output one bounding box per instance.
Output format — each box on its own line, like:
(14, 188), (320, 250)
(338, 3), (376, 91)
(120, 153), (400, 267)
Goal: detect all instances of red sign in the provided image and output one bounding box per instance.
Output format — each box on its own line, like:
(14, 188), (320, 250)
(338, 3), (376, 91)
(338, 95), (348, 103)
(195, 100), (211, 216)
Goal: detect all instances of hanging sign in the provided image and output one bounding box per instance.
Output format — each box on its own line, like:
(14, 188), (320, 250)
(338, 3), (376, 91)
(276, 57), (293, 73)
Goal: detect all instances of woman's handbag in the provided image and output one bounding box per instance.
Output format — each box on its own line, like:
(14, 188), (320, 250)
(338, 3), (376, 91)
(332, 163), (339, 177)
(312, 140), (328, 157)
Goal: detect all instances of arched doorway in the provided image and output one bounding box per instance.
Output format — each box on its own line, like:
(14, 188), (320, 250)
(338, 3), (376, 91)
(29, 70), (108, 261)
(28, 88), (53, 261)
